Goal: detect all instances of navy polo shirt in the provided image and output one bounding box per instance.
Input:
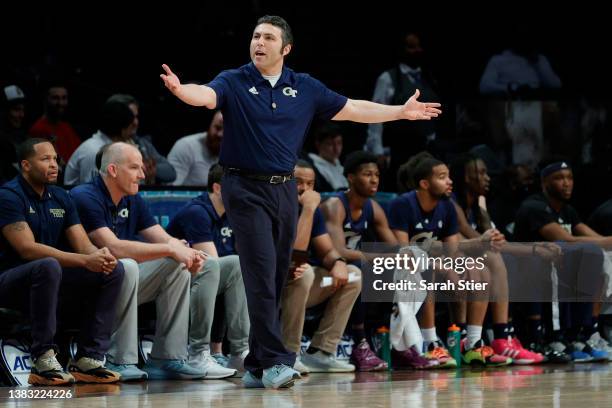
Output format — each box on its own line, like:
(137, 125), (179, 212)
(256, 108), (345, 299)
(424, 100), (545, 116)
(0, 175), (81, 271)
(70, 176), (157, 239)
(166, 194), (236, 257)
(388, 191), (458, 243)
(208, 62), (348, 174)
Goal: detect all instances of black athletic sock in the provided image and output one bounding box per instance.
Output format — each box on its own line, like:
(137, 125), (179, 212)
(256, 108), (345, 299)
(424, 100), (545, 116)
(493, 323), (510, 340)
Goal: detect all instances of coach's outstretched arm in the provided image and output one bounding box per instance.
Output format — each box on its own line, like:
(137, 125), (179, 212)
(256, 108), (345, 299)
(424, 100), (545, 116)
(160, 64), (217, 109)
(333, 89), (442, 123)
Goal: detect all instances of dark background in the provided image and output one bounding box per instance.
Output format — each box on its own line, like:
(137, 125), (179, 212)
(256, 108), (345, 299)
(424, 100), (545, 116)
(3, 3), (609, 151)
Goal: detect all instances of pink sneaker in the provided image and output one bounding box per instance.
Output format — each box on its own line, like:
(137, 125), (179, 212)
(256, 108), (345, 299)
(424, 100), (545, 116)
(350, 340), (388, 372)
(491, 337), (544, 365)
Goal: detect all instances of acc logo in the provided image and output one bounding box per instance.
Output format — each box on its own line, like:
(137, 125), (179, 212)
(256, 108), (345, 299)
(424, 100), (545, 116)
(282, 87), (298, 97)
(118, 209), (129, 218)
(220, 227), (233, 238)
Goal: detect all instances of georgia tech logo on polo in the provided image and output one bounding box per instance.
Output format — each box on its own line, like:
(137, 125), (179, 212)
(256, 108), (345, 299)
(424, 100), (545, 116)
(118, 209), (129, 218)
(49, 208), (65, 218)
(220, 226), (233, 238)
(282, 87), (298, 97)
(248, 86), (259, 95)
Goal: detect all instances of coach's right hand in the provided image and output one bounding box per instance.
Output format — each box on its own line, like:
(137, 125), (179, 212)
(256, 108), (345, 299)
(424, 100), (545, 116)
(84, 247), (118, 274)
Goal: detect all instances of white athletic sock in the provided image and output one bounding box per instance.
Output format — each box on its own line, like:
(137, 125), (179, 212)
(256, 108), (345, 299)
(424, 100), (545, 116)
(421, 327), (438, 349)
(466, 325), (483, 350)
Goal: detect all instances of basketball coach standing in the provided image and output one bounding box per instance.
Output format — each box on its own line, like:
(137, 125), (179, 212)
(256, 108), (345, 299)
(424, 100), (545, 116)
(160, 15), (441, 389)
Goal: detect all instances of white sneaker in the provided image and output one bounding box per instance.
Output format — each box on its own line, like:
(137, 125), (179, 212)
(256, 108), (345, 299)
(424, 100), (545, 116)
(293, 356), (310, 375)
(588, 332), (612, 354)
(188, 350), (236, 379)
(301, 351), (355, 373)
(227, 350), (249, 373)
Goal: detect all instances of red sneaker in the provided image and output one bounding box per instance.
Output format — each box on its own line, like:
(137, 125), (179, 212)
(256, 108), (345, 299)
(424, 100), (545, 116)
(491, 337), (544, 365)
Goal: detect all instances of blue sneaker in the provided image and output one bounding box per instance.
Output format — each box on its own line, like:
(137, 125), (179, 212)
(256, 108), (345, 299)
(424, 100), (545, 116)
(568, 342), (594, 363)
(579, 340), (609, 362)
(105, 362), (148, 381)
(143, 357), (206, 380)
(262, 364), (300, 389)
(242, 371), (264, 388)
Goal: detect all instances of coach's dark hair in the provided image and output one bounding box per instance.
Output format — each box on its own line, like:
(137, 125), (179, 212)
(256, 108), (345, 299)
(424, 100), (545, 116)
(17, 138), (52, 165)
(343, 151), (378, 176)
(99, 100), (135, 137)
(256, 15), (294, 48)
(207, 163), (225, 192)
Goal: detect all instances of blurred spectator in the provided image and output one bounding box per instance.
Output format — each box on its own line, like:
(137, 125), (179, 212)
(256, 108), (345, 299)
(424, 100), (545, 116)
(479, 26), (561, 96)
(365, 31), (439, 191)
(64, 100), (134, 185)
(1, 85), (27, 182)
(479, 26), (562, 169)
(29, 82), (81, 164)
(488, 164), (536, 241)
(107, 94), (176, 185)
(307, 123), (348, 192)
(168, 111), (223, 186)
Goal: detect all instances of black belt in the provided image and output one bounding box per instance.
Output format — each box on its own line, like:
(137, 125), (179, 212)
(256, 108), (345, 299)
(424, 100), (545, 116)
(224, 167), (294, 184)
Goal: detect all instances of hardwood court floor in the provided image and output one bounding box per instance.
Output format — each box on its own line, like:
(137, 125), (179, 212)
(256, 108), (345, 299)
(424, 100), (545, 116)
(2, 363), (612, 407)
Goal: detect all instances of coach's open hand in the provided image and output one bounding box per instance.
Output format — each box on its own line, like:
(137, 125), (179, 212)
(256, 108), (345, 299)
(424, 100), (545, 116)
(401, 89), (442, 121)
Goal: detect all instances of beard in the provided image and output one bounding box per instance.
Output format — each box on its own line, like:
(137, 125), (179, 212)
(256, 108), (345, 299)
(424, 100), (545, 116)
(431, 190), (450, 201)
(545, 185), (571, 203)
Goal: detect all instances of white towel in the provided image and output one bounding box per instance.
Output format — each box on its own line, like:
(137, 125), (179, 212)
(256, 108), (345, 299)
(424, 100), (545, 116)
(390, 246), (428, 351)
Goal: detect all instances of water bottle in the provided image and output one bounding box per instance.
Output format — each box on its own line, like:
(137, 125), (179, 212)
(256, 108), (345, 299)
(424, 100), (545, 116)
(376, 326), (391, 370)
(447, 324), (461, 368)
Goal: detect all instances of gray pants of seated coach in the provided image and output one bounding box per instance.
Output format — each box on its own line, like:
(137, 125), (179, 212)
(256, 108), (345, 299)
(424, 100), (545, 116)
(107, 258), (191, 365)
(189, 255), (250, 355)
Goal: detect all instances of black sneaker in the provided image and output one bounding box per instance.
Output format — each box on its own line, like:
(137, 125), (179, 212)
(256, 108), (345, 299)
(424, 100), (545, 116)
(529, 341), (572, 364)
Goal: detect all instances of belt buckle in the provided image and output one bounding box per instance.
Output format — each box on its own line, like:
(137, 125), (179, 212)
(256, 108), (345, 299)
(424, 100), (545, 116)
(269, 175), (284, 184)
